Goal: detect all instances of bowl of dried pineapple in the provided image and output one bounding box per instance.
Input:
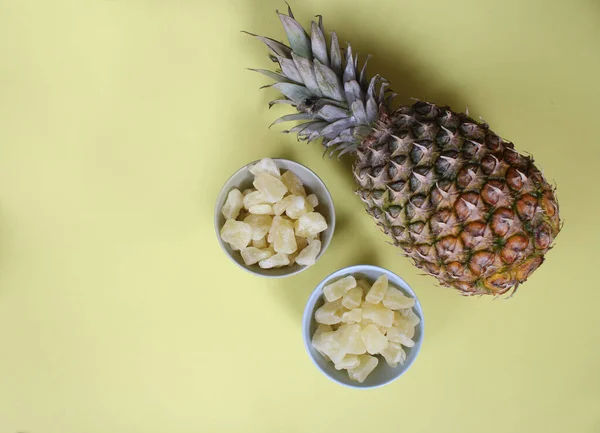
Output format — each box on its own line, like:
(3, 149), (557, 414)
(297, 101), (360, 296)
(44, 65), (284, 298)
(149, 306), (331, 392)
(215, 158), (335, 277)
(303, 265), (424, 388)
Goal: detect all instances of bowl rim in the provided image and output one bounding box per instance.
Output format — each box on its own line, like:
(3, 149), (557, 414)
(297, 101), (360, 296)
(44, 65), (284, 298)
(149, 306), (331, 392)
(214, 158), (336, 278)
(302, 264), (425, 389)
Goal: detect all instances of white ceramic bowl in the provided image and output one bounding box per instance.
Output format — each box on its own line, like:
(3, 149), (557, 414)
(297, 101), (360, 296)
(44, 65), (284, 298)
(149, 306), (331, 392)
(214, 158), (335, 278)
(302, 264), (424, 389)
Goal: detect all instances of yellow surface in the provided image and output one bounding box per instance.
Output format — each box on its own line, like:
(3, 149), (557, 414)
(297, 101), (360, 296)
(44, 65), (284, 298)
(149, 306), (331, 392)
(0, 0), (599, 432)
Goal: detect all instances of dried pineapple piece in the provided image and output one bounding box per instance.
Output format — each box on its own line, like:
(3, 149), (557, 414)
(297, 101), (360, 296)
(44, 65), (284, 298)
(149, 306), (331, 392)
(362, 302), (394, 328)
(280, 170), (306, 196)
(356, 279), (371, 298)
(272, 195), (296, 216)
(273, 218), (297, 254)
(285, 195), (311, 219)
(243, 190), (268, 210)
(244, 214), (272, 241)
(307, 233), (320, 244)
(323, 276), (357, 302)
(267, 215), (282, 243)
(399, 308), (421, 327)
(335, 354), (360, 370)
(221, 188), (244, 220)
(306, 193), (319, 208)
(249, 158), (280, 178)
(314, 299), (344, 325)
(361, 324), (389, 354)
(386, 323), (415, 344)
(337, 324), (366, 355)
(248, 204), (273, 215)
(341, 308), (362, 324)
(252, 236), (268, 249)
(380, 341), (407, 367)
(342, 287), (362, 309)
(220, 219), (253, 251)
(348, 354), (378, 383)
(365, 274), (388, 304)
(295, 212), (328, 237)
(383, 285), (416, 310)
(240, 247), (273, 265)
(311, 324), (333, 358)
(258, 252), (289, 268)
(242, 188), (254, 196)
(253, 173), (287, 203)
(295, 240), (321, 266)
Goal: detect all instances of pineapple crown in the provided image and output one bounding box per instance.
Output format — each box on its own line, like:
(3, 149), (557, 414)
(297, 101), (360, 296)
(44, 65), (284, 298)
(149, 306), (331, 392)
(245, 5), (396, 157)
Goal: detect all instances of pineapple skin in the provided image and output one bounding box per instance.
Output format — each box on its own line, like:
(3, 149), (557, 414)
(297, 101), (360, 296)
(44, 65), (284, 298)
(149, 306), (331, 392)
(248, 7), (561, 295)
(353, 104), (560, 295)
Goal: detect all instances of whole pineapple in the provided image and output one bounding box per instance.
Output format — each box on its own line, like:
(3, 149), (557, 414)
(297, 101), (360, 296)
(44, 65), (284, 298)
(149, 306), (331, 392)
(247, 7), (561, 296)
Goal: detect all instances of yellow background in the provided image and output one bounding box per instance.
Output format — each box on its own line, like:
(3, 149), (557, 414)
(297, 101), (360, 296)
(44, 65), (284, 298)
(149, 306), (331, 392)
(0, 0), (599, 432)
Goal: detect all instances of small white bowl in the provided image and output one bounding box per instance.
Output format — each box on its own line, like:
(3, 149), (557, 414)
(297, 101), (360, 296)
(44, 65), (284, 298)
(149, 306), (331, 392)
(302, 265), (424, 389)
(214, 158), (335, 278)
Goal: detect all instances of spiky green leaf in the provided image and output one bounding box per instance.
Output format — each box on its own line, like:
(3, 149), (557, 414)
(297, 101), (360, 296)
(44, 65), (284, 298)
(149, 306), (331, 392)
(249, 69), (292, 83)
(278, 13), (312, 59)
(314, 59), (345, 101)
(310, 21), (329, 67)
(272, 82), (313, 103)
(329, 32), (342, 76)
(291, 53), (322, 96)
(270, 112), (313, 128)
(243, 31), (291, 58)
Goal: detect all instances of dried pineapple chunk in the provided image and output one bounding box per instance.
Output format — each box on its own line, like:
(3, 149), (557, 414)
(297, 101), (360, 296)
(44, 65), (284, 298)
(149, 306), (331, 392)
(356, 279), (371, 298)
(361, 324), (389, 354)
(337, 324), (366, 355)
(253, 173), (287, 203)
(335, 354), (360, 370)
(295, 212), (328, 237)
(342, 287), (362, 309)
(248, 204), (273, 215)
(280, 170), (306, 196)
(348, 354), (378, 383)
(323, 276), (357, 302)
(386, 324), (415, 344)
(365, 274), (388, 304)
(258, 252), (289, 268)
(244, 214), (272, 241)
(341, 308), (362, 324)
(383, 285), (416, 310)
(295, 240), (321, 266)
(380, 341), (407, 367)
(240, 247), (273, 265)
(362, 302), (394, 328)
(399, 308), (421, 327)
(242, 188), (254, 196)
(221, 189), (244, 220)
(285, 195), (311, 219)
(306, 193), (319, 208)
(220, 219), (252, 251)
(273, 218), (297, 254)
(272, 195), (295, 216)
(243, 190), (268, 210)
(314, 299), (344, 325)
(311, 324), (333, 358)
(249, 158), (280, 178)
(252, 236), (268, 249)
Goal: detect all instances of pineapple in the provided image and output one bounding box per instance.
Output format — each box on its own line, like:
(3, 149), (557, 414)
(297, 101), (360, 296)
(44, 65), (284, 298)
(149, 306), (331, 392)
(247, 6), (561, 295)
